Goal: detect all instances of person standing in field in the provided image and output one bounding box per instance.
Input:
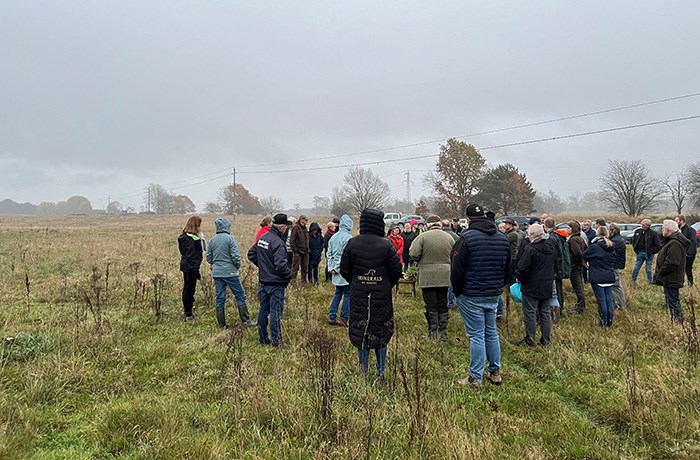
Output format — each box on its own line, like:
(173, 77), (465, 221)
(608, 223), (627, 309)
(290, 214), (310, 284)
(582, 226), (617, 327)
(340, 209), (402, 381)
(675, 214), (697, 287)
(255, 216), (272, 241)
(207, 217), (256, 329)
(388, 225), (405, 267)
(631, 219), (661, 284)
(178, 215), (205, 321)
(400, 222), (416, 272)
(654, 219), (690, 324)
(322, 220), (337, 282)
(567, 221), (587, 314)
(247, 213), (293, 348)
(307, 222), (324, 284)
(327, 214), (353, 326)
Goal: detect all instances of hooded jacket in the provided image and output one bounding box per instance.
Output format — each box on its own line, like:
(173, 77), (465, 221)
(409, 225), (455, 288)
(178, 231), (203, 273)
(582, 237), (616, 285)
(451, 216), (510, 298)
(516, 234), (559, 300)
(340, 209), (402, 349)
(247, 226), (292, 286)
(327, 215), (353, 286)
(654, 231), (690, 288)
(206, 218), (242, 278)
(308, 222), (325, 266)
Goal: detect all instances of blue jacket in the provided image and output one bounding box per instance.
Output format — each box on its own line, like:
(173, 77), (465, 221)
(451, 217), (510, 298)
(327, 215), (353, 286)
(206, 218), (242, 278)
(582, 237), (616, 285)
(247, 226), (291, 286)
(308, 222), (325, 266)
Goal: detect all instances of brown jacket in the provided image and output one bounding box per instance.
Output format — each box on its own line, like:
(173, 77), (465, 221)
(290, 223), (309, 255)
(654, 231), (689, 289)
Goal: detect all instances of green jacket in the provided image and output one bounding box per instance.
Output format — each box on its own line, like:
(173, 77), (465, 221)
(409, 226), (455, 288)
(548, 230), (571, 279)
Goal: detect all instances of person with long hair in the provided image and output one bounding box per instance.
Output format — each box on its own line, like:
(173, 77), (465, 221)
(567, 221), (587, 314)
(178, 215), (205, 321)
(582, 226), (616, 327)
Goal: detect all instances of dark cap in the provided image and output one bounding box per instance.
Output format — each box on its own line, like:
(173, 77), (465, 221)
(332, 217), (340, 224)
(452, 217), (459, 222)
(466, 203), (484, 217)
(485, 211), (496, 221)
(528, 217), (541, 225)
(504, 218), (516, 225)
(273, 213), (292, 225)
(426, 214), (441, 224)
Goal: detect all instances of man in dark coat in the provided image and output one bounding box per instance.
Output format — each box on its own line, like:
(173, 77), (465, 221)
(675, 214), (697, 287)
(654, 220), (690, 323)
(340, 208), (402, 380)
(248, 213), (293, 348)
(290, 214), (310, 284)
(452, 204), (510, 388)
(632, 219), (661, 284)
(609, 223), (627, 309)
(516, 224), (559, 346)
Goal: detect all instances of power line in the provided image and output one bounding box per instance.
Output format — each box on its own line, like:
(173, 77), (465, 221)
(235, 114), (700, 175)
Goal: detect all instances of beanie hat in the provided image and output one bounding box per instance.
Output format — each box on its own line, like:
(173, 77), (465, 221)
(466, 203), (484, 217)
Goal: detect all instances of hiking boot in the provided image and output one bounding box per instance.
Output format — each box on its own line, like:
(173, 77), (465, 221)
(456, 375), (481, 388)
(486, 370), (502, 385)
(242, 319), (257, 328)
(515, 339), (536, 347)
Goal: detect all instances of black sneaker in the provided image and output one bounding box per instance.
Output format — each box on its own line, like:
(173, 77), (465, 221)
(515, 339), (536, 347)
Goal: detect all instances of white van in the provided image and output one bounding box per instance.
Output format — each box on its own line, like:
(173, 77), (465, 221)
(383, 212), (401, 226)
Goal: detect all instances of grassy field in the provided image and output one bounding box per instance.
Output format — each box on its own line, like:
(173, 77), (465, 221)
(0, 215), (698, 459)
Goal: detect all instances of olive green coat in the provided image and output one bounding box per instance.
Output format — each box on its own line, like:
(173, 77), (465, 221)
(409, 227), (455, 288)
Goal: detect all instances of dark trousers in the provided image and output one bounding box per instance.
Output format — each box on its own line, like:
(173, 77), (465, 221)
(182, 271), (199, 317)
(554, 278), (564, 310)
(663, 286), (683, 323)
(291, 253), (309, 284)
(308, 263), (319, 284)
(686, 255), (695, 286)
(522, 294), (551, 345)
(422, 286), (449, 336)
(570, 268), (585, 312)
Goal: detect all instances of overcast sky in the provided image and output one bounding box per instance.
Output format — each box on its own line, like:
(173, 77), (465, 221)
(2, 1), (699, 211)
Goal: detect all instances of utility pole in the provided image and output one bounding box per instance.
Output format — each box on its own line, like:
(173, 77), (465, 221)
(403, 170), (412, 205)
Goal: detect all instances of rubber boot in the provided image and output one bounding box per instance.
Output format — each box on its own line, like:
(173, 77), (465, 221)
(425, 310), (438, 338)
(238, 303), (257, 328)
(438, 311), (449, 340)
(216, 308), (227, 328)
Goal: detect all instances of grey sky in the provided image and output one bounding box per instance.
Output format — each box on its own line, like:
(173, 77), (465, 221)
(2, 1), (699, 211)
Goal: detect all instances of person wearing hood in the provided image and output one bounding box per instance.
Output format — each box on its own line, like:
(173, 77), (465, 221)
(307, 222), (324, 284)
(516, 223), (559, 346)
(207, 217), (256, 329)
(452, 204), (510, 388)
(400, 222), (416, 272)
(290, 214), (310, 284)
(248, 213), (293, 348)
(410, 215), (455, 339)
(340, 209), (402, 381)
(582, 226), (617, 327)
(327, 214), (353, 326)
(567, 221), (587, 314)
(653, 219), (690, 323)
(178, 215), (205, 321)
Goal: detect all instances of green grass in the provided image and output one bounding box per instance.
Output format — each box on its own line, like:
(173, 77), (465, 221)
(0, 215), (699, 459)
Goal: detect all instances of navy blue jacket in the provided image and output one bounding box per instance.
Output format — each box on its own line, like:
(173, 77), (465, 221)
(582, 238), (616, 285)
(247, 226), (291, 286)
(451, 217), (510, 298)
(611, 234), (626, 270)
(308, 222), (325, 266)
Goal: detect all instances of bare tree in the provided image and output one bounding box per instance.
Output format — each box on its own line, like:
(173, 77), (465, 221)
(427, 138), (486, 216)
(259, 195), (284, 216)
(687, 162), (700, 210)
(664, 174), (690, 214)
(312, 196), (331, 215)
(336, 167), (390, 214)
(204, 202), (222, 214)
(600, 159), (661, 216)
(144, 183), (173, 214)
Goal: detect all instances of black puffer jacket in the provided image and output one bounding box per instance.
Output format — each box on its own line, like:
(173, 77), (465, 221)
(340, 209), (402, 349)
(516, 235), (558, 300)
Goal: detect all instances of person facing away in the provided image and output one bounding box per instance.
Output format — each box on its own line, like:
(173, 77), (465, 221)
(247, 213), (293, 348)
(631, 218), (661, 284)
(653, 219), (690, 324)
(307, 222), (324, 284)
(207, 217), (256, 329)
(410, 214), (455, 340)
(327, 214), (353, 326)
(178, 215), (205, 321)
(515, 224), (558, 347)
(582, 226), (617, 327)
(451, 203), (510, 388)
(567, 221), (587, 314)
(340, 208), (402, 382)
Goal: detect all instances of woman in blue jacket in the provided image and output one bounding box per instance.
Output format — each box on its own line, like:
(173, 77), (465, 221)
(582, 226), (617, 327)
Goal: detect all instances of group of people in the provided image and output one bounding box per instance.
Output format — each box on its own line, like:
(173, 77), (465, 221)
(177, 207), (697, 387)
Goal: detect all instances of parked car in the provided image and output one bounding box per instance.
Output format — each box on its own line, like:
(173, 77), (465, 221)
(650, 223), (662, 235)
(394, 214), (426, 227)
(383, 212), (401, 226)
(617, 223), (641, 244)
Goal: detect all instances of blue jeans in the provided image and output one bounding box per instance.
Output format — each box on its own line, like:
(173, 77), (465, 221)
(328, 284), (350, 321)
(632, 252), (654, 283)
(663, 286), (683, 323)
(257, 284), (286, 345)
(592, 284), (614, 326)
(358, 346), (387, 376)
(214, 277), (247, 310)
(457, 295), (501, 382)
